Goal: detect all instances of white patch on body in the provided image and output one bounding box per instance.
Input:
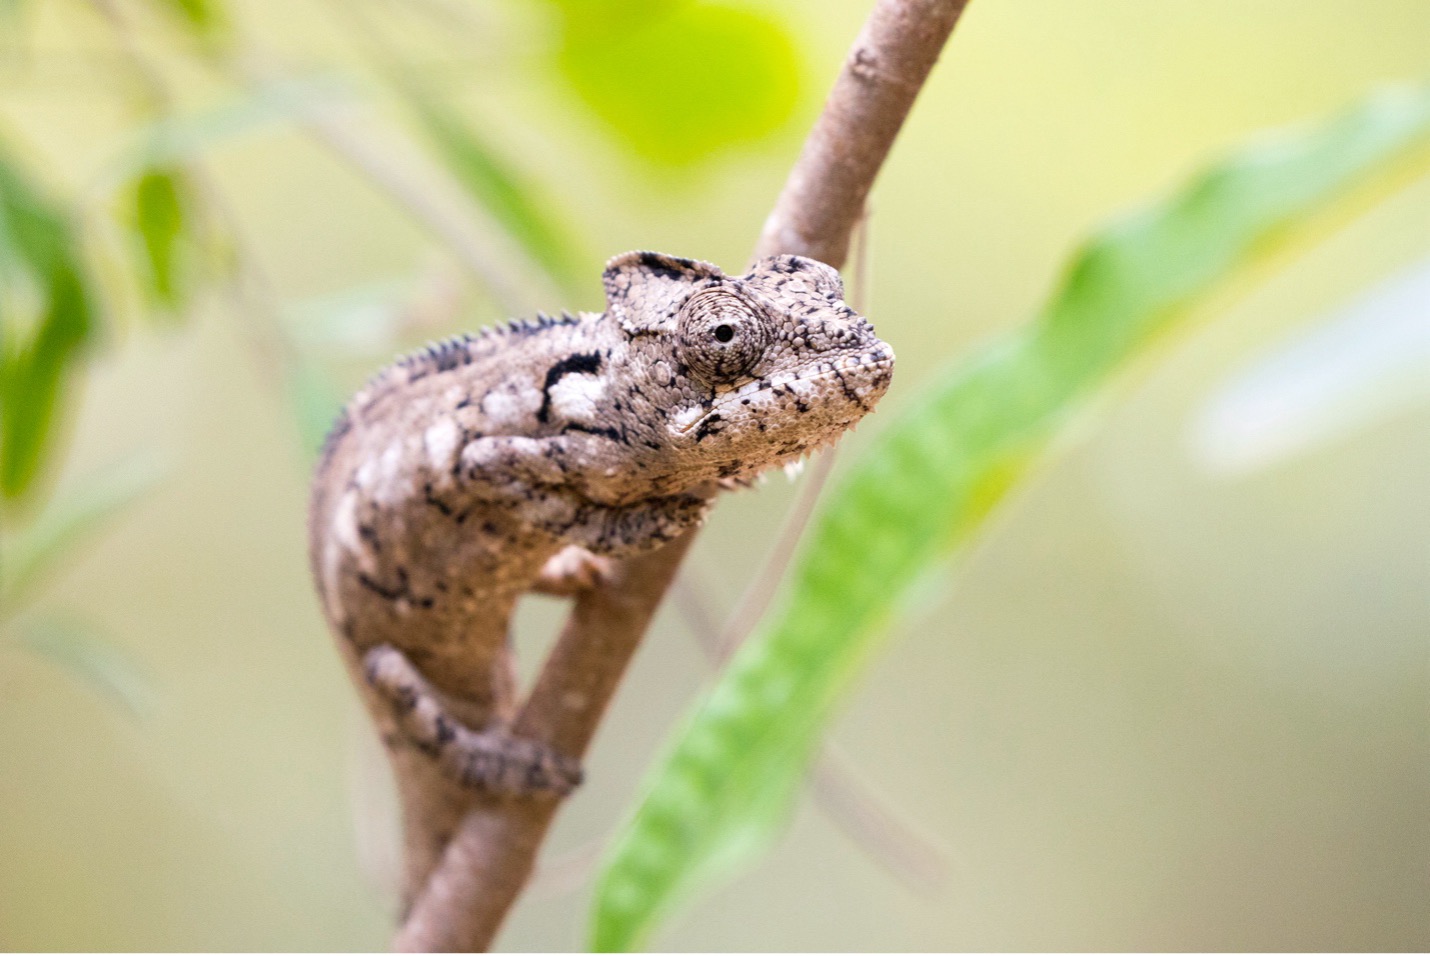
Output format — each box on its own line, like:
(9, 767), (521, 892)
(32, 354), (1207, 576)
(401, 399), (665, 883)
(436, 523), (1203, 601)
(481, 379), (541, 425)
(322, 489), (377, 624)
(548, 373), (606, 423)
(368, 440), (411, 506)
(331, 491), (377, 573)
(320, 539), (348, 626)
(481, 389), (521, 424)
(423, 418), (461, 471)
(670, 405), (704, 434)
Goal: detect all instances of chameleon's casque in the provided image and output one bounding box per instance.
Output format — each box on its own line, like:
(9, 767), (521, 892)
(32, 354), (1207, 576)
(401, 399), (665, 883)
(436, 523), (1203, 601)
(307, 251), (893, 896)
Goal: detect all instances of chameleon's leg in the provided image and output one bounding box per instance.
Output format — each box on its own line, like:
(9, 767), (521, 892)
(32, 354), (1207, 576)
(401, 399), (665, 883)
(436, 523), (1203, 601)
(532, 545), (613, 596)
(363, 644), (582, 796)
(564, 493), (713, 556)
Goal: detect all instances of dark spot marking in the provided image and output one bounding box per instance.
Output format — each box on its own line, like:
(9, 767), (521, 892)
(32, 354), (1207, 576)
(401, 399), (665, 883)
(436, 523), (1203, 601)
(424, 483), (454, 517)
(692, 413), (723, 442)
(832, 367), (868, 412)
(358, 523), (382, 552)
(355, 566), (434, 609)
(536, 352), (604, 424)
(357, 571), (405, 602)
(638, 251), (695, 282)
(563, 422), (625, 443)
(434, 715), (456, 745)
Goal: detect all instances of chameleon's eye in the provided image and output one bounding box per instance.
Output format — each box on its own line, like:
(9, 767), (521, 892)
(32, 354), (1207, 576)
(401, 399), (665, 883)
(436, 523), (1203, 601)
(677, 289), (769, 386)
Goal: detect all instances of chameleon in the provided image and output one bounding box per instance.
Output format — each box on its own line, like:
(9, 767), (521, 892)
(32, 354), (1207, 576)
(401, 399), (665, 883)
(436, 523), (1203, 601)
(307, 250), (894, 894)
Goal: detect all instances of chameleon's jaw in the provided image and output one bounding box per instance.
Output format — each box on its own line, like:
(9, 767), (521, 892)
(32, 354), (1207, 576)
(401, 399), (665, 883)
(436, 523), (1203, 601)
(669, 340), (895, 471)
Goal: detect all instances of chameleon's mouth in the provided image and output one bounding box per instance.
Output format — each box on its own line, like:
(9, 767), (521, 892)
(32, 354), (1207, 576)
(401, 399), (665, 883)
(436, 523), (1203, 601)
(678, 349), (895, 436)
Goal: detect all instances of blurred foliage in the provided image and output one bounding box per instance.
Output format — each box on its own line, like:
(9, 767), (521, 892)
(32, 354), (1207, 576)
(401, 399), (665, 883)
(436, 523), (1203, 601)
(0, 145), (98, 505)
(0, 0), (805, 505)
(404, 87), (584, 289)
(1, 453), (164, 611)
(552, 1), (802, 166)
(590, 86), (1430, 951)
(12, 615), (154, 717)
(0, 456), (160, 720)
(0, 0), (802, 702)
(4, 0), (1423, 949)
(126, 165), (198, 314)
(149, 0), (228, 45)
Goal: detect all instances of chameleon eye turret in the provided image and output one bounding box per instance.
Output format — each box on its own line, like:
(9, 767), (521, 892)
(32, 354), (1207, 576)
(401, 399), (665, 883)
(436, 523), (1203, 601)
(676, 288), (770, 386)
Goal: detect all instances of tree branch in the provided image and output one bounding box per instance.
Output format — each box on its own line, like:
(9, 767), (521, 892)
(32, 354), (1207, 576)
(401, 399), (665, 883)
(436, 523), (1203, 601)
(393, 0), (972, 948)
(756, 0), (971, 266)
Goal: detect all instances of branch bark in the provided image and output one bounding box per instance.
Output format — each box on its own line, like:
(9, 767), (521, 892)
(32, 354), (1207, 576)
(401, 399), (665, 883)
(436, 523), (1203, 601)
(394, 0), (971, 948)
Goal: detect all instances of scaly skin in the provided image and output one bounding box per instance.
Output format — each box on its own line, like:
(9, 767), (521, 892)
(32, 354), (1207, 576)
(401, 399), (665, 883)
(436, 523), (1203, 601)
(308, 251), (894, 901)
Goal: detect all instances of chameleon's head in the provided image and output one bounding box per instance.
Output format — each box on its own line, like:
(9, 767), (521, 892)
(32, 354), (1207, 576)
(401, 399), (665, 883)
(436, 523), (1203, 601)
(604, 251), (895, 484)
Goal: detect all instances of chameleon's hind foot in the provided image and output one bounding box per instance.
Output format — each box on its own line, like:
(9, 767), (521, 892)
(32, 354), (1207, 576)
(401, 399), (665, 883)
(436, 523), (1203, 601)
(532, 545), (613, 595)
(363, 644), (582, 796)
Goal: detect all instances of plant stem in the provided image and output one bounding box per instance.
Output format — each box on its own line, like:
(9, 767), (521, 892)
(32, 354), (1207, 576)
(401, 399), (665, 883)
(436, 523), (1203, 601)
(394, 0), (973, 948)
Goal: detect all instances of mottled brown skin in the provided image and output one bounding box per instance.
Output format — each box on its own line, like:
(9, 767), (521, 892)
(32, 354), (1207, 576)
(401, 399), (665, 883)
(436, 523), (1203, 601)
(308, 251), (894, 900)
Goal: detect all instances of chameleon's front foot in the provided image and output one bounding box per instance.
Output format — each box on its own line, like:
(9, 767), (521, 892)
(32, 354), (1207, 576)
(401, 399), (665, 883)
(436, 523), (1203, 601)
(363, 644), (583, 796)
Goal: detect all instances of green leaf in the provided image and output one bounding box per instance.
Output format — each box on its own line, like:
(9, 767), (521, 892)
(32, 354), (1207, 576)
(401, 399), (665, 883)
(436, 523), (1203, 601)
(0, 146), (98, 503)
(557, 2), (802, 167)
(148, 0), (227, 42)
(590, 85), (1430, 951)
(13, 617), (154, 718)
(404, 92), (582, 289)
(129, 166), (193, 314)
(0, 454), (164, 611)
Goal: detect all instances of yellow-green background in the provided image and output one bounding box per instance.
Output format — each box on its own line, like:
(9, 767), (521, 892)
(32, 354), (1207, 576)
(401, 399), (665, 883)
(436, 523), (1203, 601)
(2, 0), (1427, 949)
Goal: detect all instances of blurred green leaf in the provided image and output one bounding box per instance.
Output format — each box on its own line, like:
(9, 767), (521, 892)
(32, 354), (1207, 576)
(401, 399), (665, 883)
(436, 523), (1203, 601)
(129, 166), (194, 315)
(404, 92), (582, 288)
(557, 2), (801, 167)
(13, 617), (154, 718)
(0, 454), (164, 611)
(148, 0), (227, 42)
(0, 148), (98, 503)
(590, 85), (1430, 951)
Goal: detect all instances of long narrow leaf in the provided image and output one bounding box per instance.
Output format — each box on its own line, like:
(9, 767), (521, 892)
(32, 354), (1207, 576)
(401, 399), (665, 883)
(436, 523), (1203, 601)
(0, 454), (163, 611)
(14, 617), (154, 717)
(0, 148), (98, 503)
(402, 89), (582, 289)
(591, 85), (1430, 951)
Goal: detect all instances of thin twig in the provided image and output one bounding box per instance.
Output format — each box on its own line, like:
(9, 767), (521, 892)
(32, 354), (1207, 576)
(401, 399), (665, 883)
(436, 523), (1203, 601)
(394, 531), (702, 951)
(754, 0), (971, 265)
(525, 172), (943, 913)
(711, 448), (839, 662)
(395, 0), (972, 948)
